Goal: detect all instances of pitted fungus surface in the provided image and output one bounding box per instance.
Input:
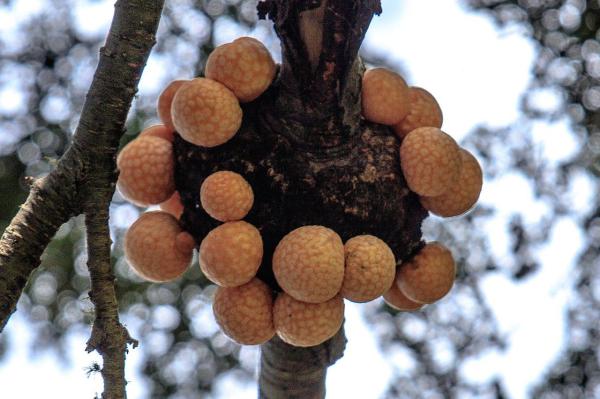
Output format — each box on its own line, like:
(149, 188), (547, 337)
(157, 79), (187, 131)
(213, 278), (275, 345)
(341, 235), (396, 303)
(117, 135), (175, 206)
(361, 68), (410, 125)
(393, 87), (443, 138)
(199, 221), (263, 287)
(273, 225), (345, 304)
(139, 124), (175, 142)
(206, 37), (276, 103)
(200, 171), (254, 222)
(171, 78), (242, 147)
(124, 211), (194, 282)
(273, 293), (344, 347)
(397, 242), (456, 304)
(421, 149), (483, 217)
(400, 127), (462, 197)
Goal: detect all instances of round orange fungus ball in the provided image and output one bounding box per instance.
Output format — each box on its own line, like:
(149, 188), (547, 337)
(420, 149), (483, 217)
(393, 87), (443, 138)
(341, 235), (396, 303)
(200, 171), (254, 222)
(213, 278), (275, 345)
(361, 68), (410, 125)
(399, 127), (462, 197)
(396, 242), (456, 304)
(273, 225), (344, 304)
(124, 211), (194, 282)
(159, 191), (184, 219)
(116, 136), (175, 206)
(171, 78), (242, 147)
(206, 37), (276, 102)
(273, 293), (344, 347)
(139, 124), (174, 142)
(157, 79), (188, 131)
(383, 272), (424, 311)
(199, 221), (263, 287)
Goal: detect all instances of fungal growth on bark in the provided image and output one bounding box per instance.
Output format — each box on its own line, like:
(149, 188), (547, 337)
(112, 1), (484, 396)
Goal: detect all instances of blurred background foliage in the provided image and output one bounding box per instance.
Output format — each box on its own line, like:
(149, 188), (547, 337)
(0, 0), (598, 398)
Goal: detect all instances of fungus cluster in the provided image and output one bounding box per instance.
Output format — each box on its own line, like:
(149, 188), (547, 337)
(115, 36), (483, 349)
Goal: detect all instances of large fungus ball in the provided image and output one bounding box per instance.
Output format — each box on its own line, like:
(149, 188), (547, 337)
(205, 37), (276, 102)
(116, 136), (175, 206)
(399, 127), (462, 197)
(124, 211), (195, 282)
(383, 272), (424, 311)
(213, 278), (275, 345)
(393, 87), (443, 138)
(420, 149), (483, 217)
(200, 171), (254, 222)
(157, 79), (188, 131)
(361, 68), (410, 125)
(273, 293), (344, 347)
(272, 225), (344, 304)
(396, 242), (456, 304)
(171, 78), (242, 147)
(341, 235), (396, 303)
(199, 221), (263, 287)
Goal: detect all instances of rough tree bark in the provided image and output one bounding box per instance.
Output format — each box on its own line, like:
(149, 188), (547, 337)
(174, 1), (427, 397)
(0, 1), (164, 398)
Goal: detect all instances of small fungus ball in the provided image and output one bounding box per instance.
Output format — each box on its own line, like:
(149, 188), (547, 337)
(124, 211), (194, 282)
(420, 149), (483, 217)
(273, 225), (344, 304)
(213, 278), (275, 345)
(397, 242), (456, 304)
(273, 293), (344, 347)
(200, 171), (254, 222)
(116, 136), (175, 206)
(199, 221), (263, 287)
(159, 191), (184, 219)
(361, 68), (410, 125)
(399, 127), (462, 197)
(205, 37), (276, 102)
(139, 124), (174, 142)
(171, 78), (242, 147)
(383, 272), (424, 311)
(393, 87), (443, 138)
(157, 79), (188, 131)
(341, 235), (396, 303)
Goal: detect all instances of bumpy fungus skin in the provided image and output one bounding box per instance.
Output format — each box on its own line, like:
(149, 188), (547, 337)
(213, 278), (275, 345)
(273, 225), (344, 304)
(400, 127), (462, 197)
(139, 124), (175, 142)
(397, 242), (456, 304)
(200, 171), (254, 222)
(124, 211), (194, 282)
(157, 79), (188, 131)
(420, 149), (483, 217)
(361, 68), (411, 125)
(383, 271), (424, 311)
(205, 37), (276, 103)
(171, 78), (242, 147)
(273, 292), (344, 347)
(199, 221), (263, 287)
(159, 191), (184, 219)
(116, 135), (176, 206)
(341, 235), (396, 303)
(393, 87), (443, 138)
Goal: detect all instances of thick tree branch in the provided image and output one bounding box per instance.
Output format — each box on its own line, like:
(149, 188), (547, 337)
(1, 0), (163, 397)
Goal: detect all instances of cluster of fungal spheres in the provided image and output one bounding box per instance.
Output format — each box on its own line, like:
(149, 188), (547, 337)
(116, 37), (483, 348)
